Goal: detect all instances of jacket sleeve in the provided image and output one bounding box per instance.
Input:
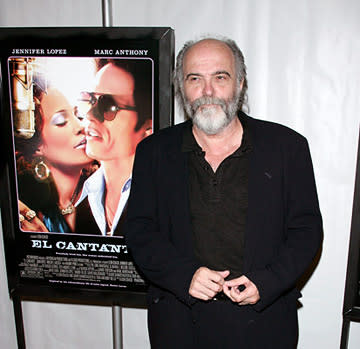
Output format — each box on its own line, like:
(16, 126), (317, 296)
(247, 136), (323, 311)
(125, 138), (200, 305)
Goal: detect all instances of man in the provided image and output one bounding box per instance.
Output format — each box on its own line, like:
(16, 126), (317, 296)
(75, 59), (152, 236)
(126, 37), (322, 348)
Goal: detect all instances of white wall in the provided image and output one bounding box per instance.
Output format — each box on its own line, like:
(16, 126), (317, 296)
(1, 0), (360, 347)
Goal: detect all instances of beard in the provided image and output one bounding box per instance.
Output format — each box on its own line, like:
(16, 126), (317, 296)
(184, 93), (240, 135)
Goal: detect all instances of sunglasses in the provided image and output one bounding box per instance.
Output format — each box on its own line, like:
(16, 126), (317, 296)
(75, 91), (136, 122)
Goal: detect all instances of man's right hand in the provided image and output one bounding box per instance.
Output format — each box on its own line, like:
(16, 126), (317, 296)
(189, 267), (230, 301)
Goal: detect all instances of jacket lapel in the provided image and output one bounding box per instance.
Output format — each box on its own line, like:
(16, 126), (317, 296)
(163, 124), (195, 257)
(243, 117), (276, 273)
(243, 141), (262, 272)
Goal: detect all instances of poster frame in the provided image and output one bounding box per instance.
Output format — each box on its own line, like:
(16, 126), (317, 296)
(0, 26), (174, 308)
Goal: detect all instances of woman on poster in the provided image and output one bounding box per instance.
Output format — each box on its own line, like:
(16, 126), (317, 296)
(15, 75), (94, 233)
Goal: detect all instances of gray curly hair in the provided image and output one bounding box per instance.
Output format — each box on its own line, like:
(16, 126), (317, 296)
(174, 35), (249, 116)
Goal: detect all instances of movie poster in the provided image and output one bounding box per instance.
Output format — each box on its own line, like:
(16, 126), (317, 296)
(0, 28), (174, 306)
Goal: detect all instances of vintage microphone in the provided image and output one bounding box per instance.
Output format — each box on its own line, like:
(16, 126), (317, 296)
(10, 57), (35, 139)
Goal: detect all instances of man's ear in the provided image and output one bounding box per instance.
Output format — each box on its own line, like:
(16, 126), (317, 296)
(143, 119), (153, 138)
(239, 78), (244, 91)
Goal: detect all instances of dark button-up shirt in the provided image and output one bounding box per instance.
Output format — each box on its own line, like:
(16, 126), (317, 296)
(182, 117), (252, 278)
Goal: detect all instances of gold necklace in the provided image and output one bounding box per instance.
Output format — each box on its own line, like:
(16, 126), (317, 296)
(60, 204), (75, 216)
(59, 171), (87, 216)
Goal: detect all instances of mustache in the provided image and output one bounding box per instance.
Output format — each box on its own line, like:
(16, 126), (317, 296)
(191, 96), (227, 113)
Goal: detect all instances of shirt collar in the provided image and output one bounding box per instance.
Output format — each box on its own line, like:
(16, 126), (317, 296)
(76, 166), (106, 206)
(181, 120), (201, 153)
(75, 166), (132, 236)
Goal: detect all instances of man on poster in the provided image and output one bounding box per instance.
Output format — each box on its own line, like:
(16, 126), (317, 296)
(126, 37), (322, 348)
(75, 59), (152, 236)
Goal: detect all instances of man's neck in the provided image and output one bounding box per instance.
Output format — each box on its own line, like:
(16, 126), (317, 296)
(102, 155), (134, 194)
(101, 156), (134, 229)
(193, 117), (243, 154)
(192, 117), (243, 172)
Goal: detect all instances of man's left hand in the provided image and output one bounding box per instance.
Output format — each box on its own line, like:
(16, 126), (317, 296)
(223, 275), (260, 305)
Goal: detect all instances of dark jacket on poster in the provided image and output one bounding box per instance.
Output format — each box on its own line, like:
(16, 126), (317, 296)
(125, 112), (323, 348)
(75, 199), (127, 236)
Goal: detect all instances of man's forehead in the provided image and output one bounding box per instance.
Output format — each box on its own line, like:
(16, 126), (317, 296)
(189, 38), (230, 51)
(94, 63), (135, 96)
(183, 39), (235, 73)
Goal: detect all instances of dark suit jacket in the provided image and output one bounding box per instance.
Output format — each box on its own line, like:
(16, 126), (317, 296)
(126, 113), (322, 348)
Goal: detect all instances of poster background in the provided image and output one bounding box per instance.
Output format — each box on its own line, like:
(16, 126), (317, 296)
(1, 0), (360, 348)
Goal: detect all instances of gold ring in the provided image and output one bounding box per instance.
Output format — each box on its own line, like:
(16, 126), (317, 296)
(25, 210), (36, 221)
(19, 214), (25, 223)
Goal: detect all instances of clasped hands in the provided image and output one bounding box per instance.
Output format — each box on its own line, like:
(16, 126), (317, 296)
(189, 266), (260, 305)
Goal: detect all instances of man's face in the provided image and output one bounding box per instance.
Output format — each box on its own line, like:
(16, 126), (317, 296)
(84, 63), (148, 162)
(182, 39), (241, 135)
